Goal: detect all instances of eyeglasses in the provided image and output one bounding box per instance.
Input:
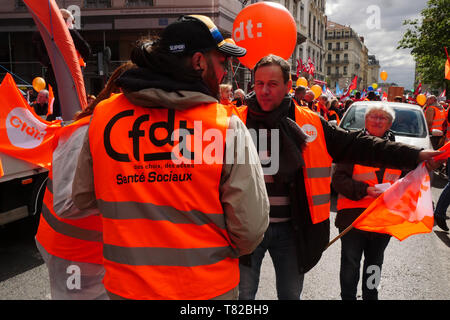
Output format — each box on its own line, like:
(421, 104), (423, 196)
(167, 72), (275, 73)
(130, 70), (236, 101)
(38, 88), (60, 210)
(367, 114), (390, 122)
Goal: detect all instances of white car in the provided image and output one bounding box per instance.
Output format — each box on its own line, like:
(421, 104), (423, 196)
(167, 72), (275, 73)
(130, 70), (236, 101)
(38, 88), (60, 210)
(339, 101), (433, 150)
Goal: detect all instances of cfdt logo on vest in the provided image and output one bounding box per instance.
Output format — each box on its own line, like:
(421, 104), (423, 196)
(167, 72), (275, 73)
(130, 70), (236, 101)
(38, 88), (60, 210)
(105, 109), (201, 163)
(6, 107), (48, 149)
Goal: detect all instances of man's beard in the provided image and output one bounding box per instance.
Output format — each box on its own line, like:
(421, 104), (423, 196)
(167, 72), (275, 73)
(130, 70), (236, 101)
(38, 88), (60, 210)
(203, 57), (222, 99)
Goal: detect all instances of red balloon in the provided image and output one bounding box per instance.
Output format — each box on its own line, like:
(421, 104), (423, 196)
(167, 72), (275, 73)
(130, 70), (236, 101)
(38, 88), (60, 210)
(233, 2), (297, 70)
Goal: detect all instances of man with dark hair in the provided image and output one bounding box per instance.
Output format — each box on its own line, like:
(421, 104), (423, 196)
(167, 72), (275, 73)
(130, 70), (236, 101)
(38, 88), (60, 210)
(237, 54), (442, 300)
(72, 15), (269, 300)
(293, 85), (307, 106)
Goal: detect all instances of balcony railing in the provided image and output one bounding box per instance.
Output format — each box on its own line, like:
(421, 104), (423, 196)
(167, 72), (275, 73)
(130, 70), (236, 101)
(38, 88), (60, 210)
(84, 0), (112, 8)
(325, 59), (349, 65)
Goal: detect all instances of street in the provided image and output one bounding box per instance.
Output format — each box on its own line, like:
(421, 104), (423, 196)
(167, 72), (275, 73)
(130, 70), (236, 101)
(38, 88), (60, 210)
(0, 175), (449, 300)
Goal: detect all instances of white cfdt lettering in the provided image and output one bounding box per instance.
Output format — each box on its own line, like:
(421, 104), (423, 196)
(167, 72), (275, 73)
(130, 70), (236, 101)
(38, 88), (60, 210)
(9, 115), (45, 140)
(6, 107), (48, 149)
(234, 19), (263, 42)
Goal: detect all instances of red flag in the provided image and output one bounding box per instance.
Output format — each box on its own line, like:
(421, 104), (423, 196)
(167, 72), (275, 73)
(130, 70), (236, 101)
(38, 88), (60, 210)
(296, 59), (302, 77)
(0, 73), (62, 168)
(307, 57), (315, 76)
(340, 76), (357, 100)
(352, 163), (433, 241)
(382, 91), (388, 101)
(413, 82), (422, 96)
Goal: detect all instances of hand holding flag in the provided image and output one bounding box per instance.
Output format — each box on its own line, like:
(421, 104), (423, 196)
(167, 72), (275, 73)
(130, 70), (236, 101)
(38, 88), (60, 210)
(326, 162), (436, 249)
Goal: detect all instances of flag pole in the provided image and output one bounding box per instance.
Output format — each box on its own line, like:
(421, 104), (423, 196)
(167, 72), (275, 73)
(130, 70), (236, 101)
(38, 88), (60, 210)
(324, 224), (354, 250)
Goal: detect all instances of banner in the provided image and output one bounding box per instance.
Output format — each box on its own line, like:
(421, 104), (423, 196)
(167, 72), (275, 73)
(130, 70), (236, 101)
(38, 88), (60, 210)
(352, 163), (433, 241)
(23, 0), (87, 120)
(0, 73), (62, 168)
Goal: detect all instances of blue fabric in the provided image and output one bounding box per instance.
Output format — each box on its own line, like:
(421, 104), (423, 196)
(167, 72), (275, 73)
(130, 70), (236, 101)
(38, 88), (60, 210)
(239, 221), (304, 300)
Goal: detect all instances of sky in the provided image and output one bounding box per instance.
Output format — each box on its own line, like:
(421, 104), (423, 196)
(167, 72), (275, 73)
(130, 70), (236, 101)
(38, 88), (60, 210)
(325, 0), (428, 90)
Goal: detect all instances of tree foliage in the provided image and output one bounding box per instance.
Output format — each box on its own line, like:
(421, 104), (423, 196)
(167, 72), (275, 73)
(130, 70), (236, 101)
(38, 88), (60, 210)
(398, 0), (450, 89)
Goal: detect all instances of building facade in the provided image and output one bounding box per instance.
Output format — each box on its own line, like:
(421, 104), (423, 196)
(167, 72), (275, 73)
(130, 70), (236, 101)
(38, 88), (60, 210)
(367, 54), (380, 87)
(325, 20), (373, 92)
(0, 0), (249, 95)
(295, 0), (326, 82)
(0, 0), (327, 96)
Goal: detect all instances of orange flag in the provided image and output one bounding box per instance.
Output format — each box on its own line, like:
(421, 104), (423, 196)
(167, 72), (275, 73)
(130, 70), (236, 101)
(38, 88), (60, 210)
(47, 84), (55, 116)
(0, 73), (62, 168)
(433, 141), (450, 161)
(445, 59), (450, 81)
(352, 163), (433, 241)
(0, 156), (4, 177)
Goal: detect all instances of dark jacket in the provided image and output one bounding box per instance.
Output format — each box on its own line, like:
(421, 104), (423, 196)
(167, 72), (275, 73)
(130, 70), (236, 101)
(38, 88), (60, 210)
(32, 29), (90, 68)
(31, 102), (48, 116)
(332, 129), (408, 230)
(244, 95), (422, 274)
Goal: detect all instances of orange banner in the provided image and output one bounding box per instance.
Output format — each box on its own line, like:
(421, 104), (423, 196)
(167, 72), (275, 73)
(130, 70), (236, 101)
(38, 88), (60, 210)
(0, 73), (62, 168)
(352, 163), (433, 241)
(0, 156), (4, 177)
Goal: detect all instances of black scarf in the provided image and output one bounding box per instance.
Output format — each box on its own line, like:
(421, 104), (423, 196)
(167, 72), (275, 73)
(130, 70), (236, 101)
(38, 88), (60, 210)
(115, 67), (213, 96)
(246, 93), (308, 183)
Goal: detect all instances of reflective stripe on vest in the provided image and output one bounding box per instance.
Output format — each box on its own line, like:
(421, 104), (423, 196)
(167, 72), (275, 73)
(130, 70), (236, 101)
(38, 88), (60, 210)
(240, 105), (332, 224)
(35, 122), (103, 264)
(294, 106), (333, 223)
(337, 164), (402, 211)
(88, 93), (237, 299)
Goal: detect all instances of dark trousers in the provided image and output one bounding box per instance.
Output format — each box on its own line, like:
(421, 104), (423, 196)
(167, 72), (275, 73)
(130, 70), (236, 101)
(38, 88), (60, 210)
(339, 228), (391, 300)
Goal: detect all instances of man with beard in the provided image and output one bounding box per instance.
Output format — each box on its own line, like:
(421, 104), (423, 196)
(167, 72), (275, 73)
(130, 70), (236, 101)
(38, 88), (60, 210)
(72, 15), (269, 300)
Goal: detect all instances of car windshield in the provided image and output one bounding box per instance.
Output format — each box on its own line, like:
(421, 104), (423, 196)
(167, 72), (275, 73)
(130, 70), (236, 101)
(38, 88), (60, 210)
(340, 104), (428, 138)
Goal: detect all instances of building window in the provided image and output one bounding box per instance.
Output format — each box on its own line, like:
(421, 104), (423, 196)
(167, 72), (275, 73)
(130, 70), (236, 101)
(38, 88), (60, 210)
(300, 4), (304, 25)
(126, 0), (154, 6)
(328, 43), (332, 50)
(336, 54), (340, 62)
(344, 53), (348, 61)
(293, 1), (298, 20)
(336, 67), (339, 75)
(308, 12), (311, 37)
(327, 67), (331, 74)
(343, 66), (347, 75)
(84, 0), (112, 8)
(327, 54), (331, 62)
(344, 42), (349, 49)
(336, 42), (340, 50)
(313, 16), (316, 42)
(15, 0), (27, 11)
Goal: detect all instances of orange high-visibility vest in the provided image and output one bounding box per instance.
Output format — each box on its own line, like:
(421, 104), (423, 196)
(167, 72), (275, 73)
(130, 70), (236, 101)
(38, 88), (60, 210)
(88, 93), (238, 300)
(328, 109), (340, 125)
(294, 106), (333, 224)
(337, 164), (402, 211)
(241, 104), (332, 224)
(35, 118), (103, 264)
(427, 105), (446, 132)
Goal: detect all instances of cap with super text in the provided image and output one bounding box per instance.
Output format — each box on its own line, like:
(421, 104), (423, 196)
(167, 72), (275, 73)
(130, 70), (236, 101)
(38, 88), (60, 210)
(160, 15), (247, 57)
